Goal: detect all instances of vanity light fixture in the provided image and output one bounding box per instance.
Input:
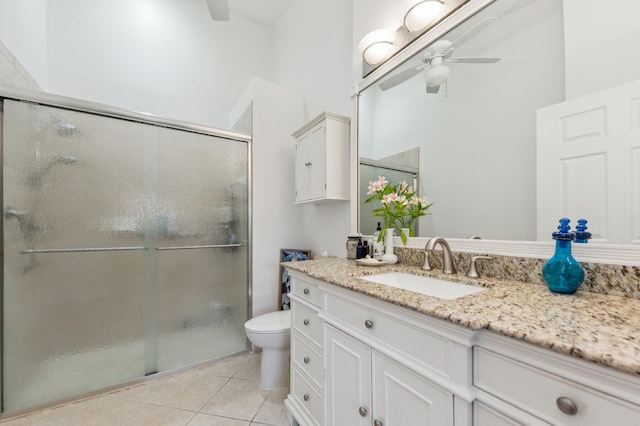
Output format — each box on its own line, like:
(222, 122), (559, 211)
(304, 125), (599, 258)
(402, 0), (445, 33)
(358, 29), (396, 65)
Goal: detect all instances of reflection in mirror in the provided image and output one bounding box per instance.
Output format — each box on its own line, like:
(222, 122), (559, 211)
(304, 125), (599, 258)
(358, 0), (640, 246)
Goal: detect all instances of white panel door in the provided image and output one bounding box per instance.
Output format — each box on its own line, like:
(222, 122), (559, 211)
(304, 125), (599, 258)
(537, 79), (640, 243)
(372, 352), (454, 426)
(325, 325), (371, 426)
(309, 121), (327, 200)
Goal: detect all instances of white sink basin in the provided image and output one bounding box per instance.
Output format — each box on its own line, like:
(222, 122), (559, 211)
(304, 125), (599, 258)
(360, 272), (485, 300)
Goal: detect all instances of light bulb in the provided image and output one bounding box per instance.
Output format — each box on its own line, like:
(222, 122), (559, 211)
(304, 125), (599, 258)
(358, 29), (395, 65)
(425, 64), (450, 87)
(402, 0), (444, 33)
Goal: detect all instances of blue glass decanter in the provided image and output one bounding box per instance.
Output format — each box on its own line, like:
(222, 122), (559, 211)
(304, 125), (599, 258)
(542, 218), (586, 294)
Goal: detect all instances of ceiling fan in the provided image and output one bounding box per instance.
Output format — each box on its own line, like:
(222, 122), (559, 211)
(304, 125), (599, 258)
(379, 17), (501, 94)
(206, 0), (229, 21)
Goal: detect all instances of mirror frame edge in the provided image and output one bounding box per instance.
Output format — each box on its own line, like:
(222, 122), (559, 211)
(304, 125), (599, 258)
(352, 0), (640, 267)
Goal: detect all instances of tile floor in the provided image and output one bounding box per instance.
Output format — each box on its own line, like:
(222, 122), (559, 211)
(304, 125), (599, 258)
(0, 352), (290, 426)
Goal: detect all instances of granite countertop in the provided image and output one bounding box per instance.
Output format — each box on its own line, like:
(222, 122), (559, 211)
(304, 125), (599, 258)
(284, 257), (640, 376)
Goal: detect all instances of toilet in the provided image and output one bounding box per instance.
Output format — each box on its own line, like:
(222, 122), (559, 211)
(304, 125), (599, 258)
(244, 310), (291, 389)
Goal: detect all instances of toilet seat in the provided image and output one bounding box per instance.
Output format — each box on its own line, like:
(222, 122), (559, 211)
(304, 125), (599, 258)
(245, 310), (290, 334)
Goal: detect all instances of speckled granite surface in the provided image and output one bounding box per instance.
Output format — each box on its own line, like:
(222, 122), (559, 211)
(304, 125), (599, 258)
(285, 257), (640, 376)
(395, 247), (640, 299)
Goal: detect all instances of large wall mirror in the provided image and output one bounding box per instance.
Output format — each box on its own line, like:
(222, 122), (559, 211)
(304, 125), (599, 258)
(358, 0), (640, 264)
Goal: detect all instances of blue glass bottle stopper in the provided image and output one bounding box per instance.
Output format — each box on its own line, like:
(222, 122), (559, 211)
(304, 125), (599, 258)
(542, 218), (585, 294)
(574, 218), (591, 243)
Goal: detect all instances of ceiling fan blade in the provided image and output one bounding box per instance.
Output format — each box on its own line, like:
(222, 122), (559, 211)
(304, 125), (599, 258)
(426, 85), (440, 94)
(206, 0), (229, 21)
(379, 65), (425, 91)
(448, 17), (498, 49)
(446, 57), (501, 63)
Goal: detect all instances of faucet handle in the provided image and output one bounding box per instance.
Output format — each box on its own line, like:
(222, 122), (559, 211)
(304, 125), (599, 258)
(467, 256), (493, 278)
(422, 249), (433, 271)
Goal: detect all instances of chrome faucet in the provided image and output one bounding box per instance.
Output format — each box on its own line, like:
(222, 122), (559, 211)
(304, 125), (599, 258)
(422, 237), (457, 274)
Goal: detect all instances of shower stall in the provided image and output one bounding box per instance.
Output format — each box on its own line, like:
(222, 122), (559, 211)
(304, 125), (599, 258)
(0, 88), (251, 415)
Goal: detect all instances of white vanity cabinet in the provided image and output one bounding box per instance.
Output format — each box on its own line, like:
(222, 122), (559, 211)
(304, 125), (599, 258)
(325, 324), (454, 425)
(473, 332), (640, 426)
(286, 275), (325, 426)
(293, 112), (350, 204)
(321, 281), (476, 426)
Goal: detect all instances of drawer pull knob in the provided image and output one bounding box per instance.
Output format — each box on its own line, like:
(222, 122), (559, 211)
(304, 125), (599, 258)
(303, 393), (310, 401)
(374, 421), (383, 426)
(303, 288), (310, 295)
(365, 319), (374, 329)
(556, 397), (578, 415)
(359, 406), (367, 417)
(303, 356), (310, 364)
(303, 319), (310, 326)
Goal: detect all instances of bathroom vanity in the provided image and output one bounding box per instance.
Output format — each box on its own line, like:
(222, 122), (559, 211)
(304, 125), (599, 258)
(284, 258), (640, 426)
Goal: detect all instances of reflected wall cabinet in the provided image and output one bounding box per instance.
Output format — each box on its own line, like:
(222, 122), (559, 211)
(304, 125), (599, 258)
(293, 112), (350, 204)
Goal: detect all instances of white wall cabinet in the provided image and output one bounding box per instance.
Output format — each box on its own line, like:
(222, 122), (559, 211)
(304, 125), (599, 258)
(293, 112), (350, 204)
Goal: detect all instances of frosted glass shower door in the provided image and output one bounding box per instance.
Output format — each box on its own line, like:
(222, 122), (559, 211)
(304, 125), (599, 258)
(154, 128), (248, 371)
(3, 100), (150, 412)
(2, 100), (250, 413)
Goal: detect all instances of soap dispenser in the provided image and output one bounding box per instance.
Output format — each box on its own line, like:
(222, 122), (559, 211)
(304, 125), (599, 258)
(542, 218), (586, 294)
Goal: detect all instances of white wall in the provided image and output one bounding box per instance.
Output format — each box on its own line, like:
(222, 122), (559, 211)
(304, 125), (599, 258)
(563, 0), (640, 99)
(45, 0), (274, 129)
(229, 78), (304, 316)
(272, 0), (354, 258)
(0, 0), (48, 89)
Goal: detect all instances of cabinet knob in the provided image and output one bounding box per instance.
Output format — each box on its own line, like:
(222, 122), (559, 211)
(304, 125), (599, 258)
(374, 420), (383, 426)
(303, 319), (310, 326)
(303, 356), (310, 364)
(305, 162), (312, 167)
(556, 397), (578, 415)
(364, 319), (374, 329)
(303, 288), (310, 295)
(359, 406), (367, 417)
(303, 393), (310, 402)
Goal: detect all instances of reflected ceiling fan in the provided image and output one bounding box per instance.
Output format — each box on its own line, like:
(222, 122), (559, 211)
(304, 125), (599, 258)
(206, 0), (229, 21)
(379, 17), (502, 94)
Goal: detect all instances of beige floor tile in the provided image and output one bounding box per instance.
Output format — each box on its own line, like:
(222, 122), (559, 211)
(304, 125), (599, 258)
(231, 353), (261, 381)
(70, 395), (196, 425)
(187, 413), (250, 426)
(112, 369), (229, 411)
(200, 378), (269, 421)
(252, 388), (290, 426)
(199, 353), (260, 379)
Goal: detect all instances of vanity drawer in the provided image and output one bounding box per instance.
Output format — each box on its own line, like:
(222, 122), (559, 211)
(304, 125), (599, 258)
(474, 347), (640, 426)
(324, 291), (454, 379)
(292, 301), (323, 348)
(291, 367), (323, 426)
(292, 333), (323, 389)
(291, 276), (323, 308)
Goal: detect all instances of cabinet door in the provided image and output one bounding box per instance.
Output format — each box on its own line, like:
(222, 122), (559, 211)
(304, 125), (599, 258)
(308, 122), (327, 200)
(373, 352), (454, 426)
(295, 131), (312, 202)
(325, 325), (371, 426)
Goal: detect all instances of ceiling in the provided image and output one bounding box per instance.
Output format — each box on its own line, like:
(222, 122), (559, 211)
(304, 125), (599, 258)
(230, 0), (294, 26)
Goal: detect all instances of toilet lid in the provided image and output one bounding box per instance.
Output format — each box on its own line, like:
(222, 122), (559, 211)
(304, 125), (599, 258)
(245, 310), (291, 334)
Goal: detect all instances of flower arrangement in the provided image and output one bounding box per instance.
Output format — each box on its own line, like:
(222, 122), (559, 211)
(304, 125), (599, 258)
(365, 176), (432, 245)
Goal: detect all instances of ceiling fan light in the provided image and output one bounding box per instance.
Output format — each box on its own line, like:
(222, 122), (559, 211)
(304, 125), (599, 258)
(358, 29), (395, 65)
(402, 0), (444, 33)
(425, 64), (450, 87)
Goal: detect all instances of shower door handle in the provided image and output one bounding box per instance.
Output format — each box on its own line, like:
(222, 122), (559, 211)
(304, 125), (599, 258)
(155, 244), (243, 250)
(21, 246), (148, 254)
